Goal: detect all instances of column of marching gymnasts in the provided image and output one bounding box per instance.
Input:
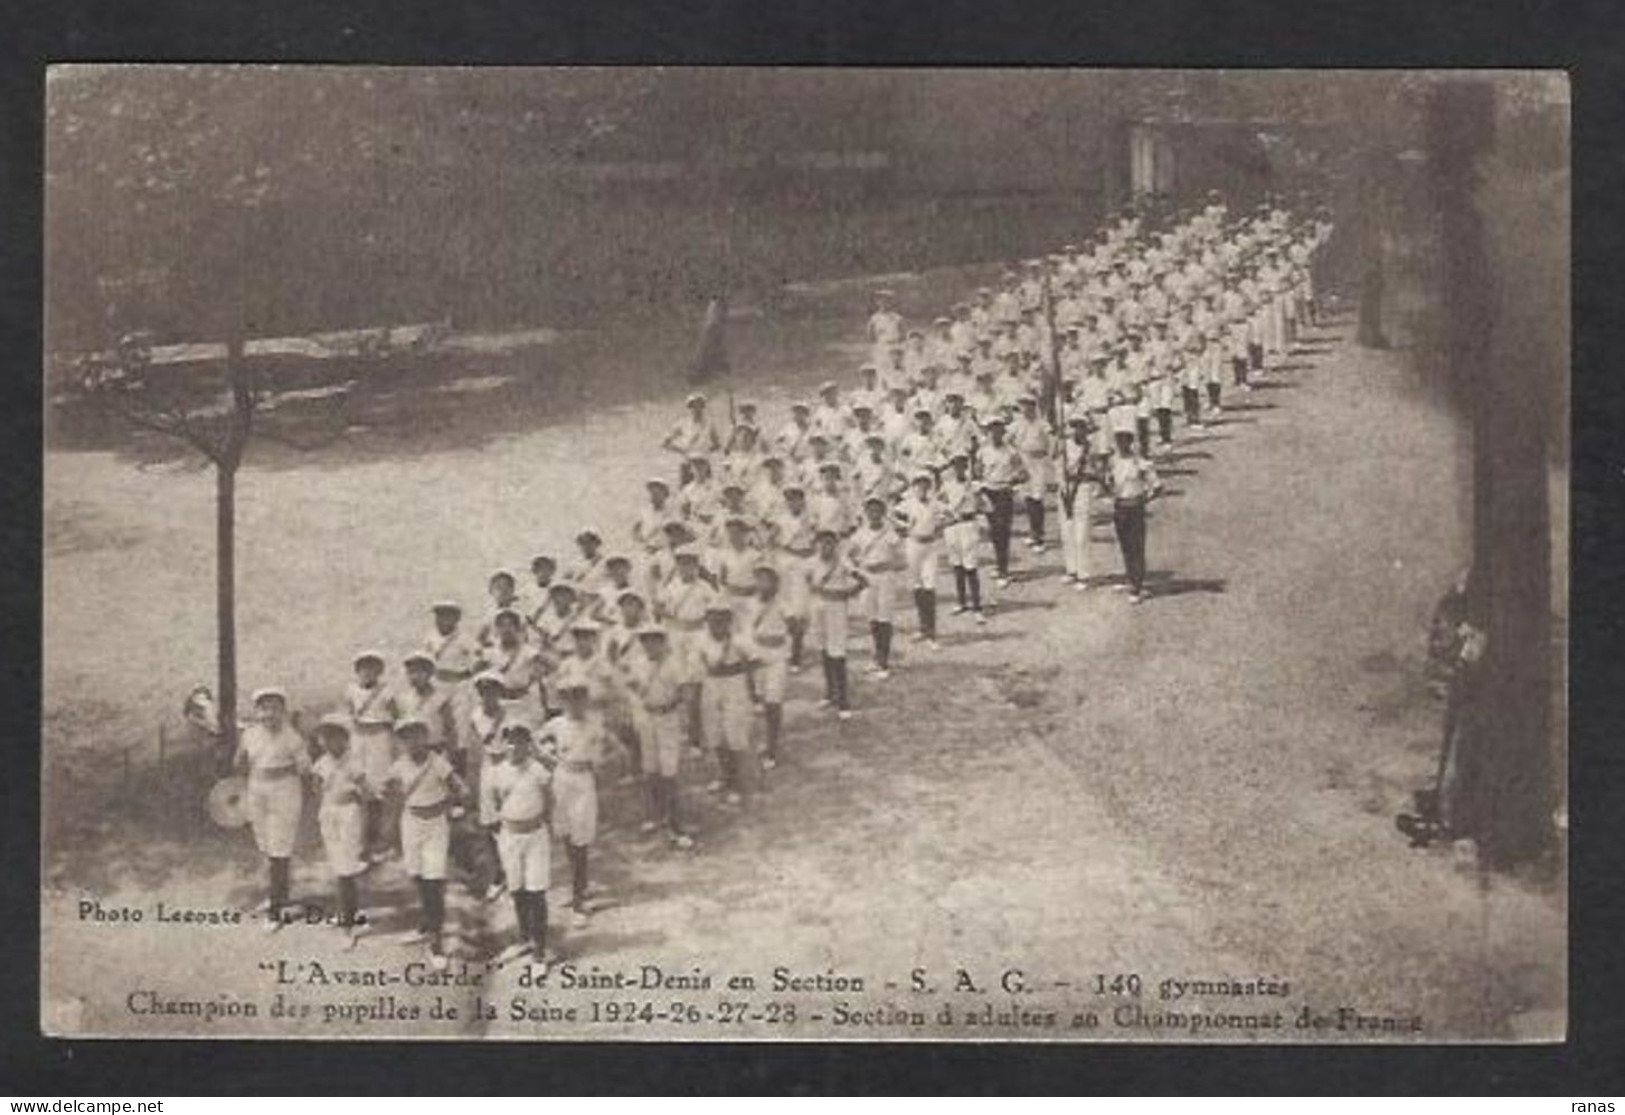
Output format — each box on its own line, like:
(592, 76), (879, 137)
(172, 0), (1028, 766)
(227, 192), (1335, 971)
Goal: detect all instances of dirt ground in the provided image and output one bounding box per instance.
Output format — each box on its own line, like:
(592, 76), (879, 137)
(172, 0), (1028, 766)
(40, 273), (1564, 1042)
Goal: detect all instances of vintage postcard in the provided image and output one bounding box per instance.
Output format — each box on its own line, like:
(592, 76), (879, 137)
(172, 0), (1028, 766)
(40, 67), (1568, 1041)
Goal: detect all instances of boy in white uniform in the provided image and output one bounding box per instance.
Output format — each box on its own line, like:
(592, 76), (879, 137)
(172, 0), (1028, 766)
(848, 494), (904, 679)
(542, 680), (604, 927)
(892, 470), (945, 647)
(867, 289), (904, 365)
(466, 672), (511, 902)
(345, 652), (396, 861)
(385, 717), (467, 969)
(745, 564), (791, 769)
(489, 722), (555, 967)
(423, 601), (477, 707)
(1058, 417), (1099, 590)
(236, 687), (309, 930)
(696, 603), (762, 806)
(1012, 394), (1054, 551)
(657, 544), (716, 757)
(939, 452), (987, 623)
(632, 478), (674, 599)
(765, 484), (815, 673)
(311, 713), (367, 948)
(809, 526), (869, 718)
(625, 625), (695, 848)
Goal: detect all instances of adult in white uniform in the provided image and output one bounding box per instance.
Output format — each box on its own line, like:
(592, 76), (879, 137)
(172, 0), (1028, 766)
(235, 687), (310, 930)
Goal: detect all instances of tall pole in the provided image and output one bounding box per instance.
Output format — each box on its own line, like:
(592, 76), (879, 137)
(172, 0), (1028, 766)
(1041, 267), (1070, 512)
(1430, 80), (1555, 869)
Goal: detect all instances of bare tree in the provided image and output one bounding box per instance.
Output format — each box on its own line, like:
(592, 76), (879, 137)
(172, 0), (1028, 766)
(53, 67), (362, 758)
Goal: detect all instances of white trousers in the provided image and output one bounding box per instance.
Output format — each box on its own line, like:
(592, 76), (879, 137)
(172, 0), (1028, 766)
(1060, 502), (1093, 581)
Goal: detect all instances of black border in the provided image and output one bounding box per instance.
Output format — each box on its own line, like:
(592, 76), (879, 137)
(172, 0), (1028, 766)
(5, 0), (1622, 1095)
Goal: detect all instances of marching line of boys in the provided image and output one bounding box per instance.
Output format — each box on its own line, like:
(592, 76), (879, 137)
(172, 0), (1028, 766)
(230, 192), (1332, 973)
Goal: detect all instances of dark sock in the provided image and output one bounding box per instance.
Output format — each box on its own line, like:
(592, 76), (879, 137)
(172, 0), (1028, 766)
(765, 704), (782, 758)
(967, 570), (983, 610)
(268, 857), (290, 917)
(869, 620), (882, 663)
(529, 892), (549, 953)
(511, 891), (532, 941)
(364, 801), (382, 854)
(426, 880), (445, 939)
(337, 875), (358, 929)
(685, 687), (702, 748)
(832, 657), (850, 710)
(788, 619), (805, 667)
(952, 566), (968, 607)
(569, 844), (589, 907)
(913, 588), (929, 633)
(923, 591), (937, 639)
(419, 884), (438, 936)
(821, 651), (836, 700)
(663, 776), (684, 833)
(877, 622), (893, 669)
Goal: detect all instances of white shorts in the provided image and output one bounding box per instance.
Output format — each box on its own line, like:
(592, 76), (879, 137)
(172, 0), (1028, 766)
(753, 656), (788, 705)
(812, 596), (850, 657)
(354, 725), (396, 789)
(1022, 460), (1052, 501)
(904, 537), (940, 590)
(552, 767), (598, 846)
(776, 553), (811, 618)
(400, 810), (450, 881)
(859, 572), (895, 624)
(319, 801), (366, 878)
(944, 520), (980, 569)
(249, 775), (302, 859)
(667, 627), (706, 686)
(636, 710), (683, 778)
(703, 677), (755, 752)
(497, 824), (551, 892)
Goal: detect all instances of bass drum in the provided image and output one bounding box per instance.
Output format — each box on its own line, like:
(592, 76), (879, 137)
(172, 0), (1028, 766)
(206, 775), (250, 829)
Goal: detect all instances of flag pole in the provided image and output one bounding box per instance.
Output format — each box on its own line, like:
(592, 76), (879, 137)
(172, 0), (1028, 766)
(1041, 266), (1073, 517)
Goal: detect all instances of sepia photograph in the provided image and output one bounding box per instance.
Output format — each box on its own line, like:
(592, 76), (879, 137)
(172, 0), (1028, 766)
(39, 66), (1569, 1042)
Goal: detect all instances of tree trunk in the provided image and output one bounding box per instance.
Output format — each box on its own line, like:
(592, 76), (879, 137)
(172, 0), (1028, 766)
(216, 327), (250, 764)
(1354, 151), (1390, 348)
(1430, 80), (1557, 869)
(215, 456), (238, 762)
